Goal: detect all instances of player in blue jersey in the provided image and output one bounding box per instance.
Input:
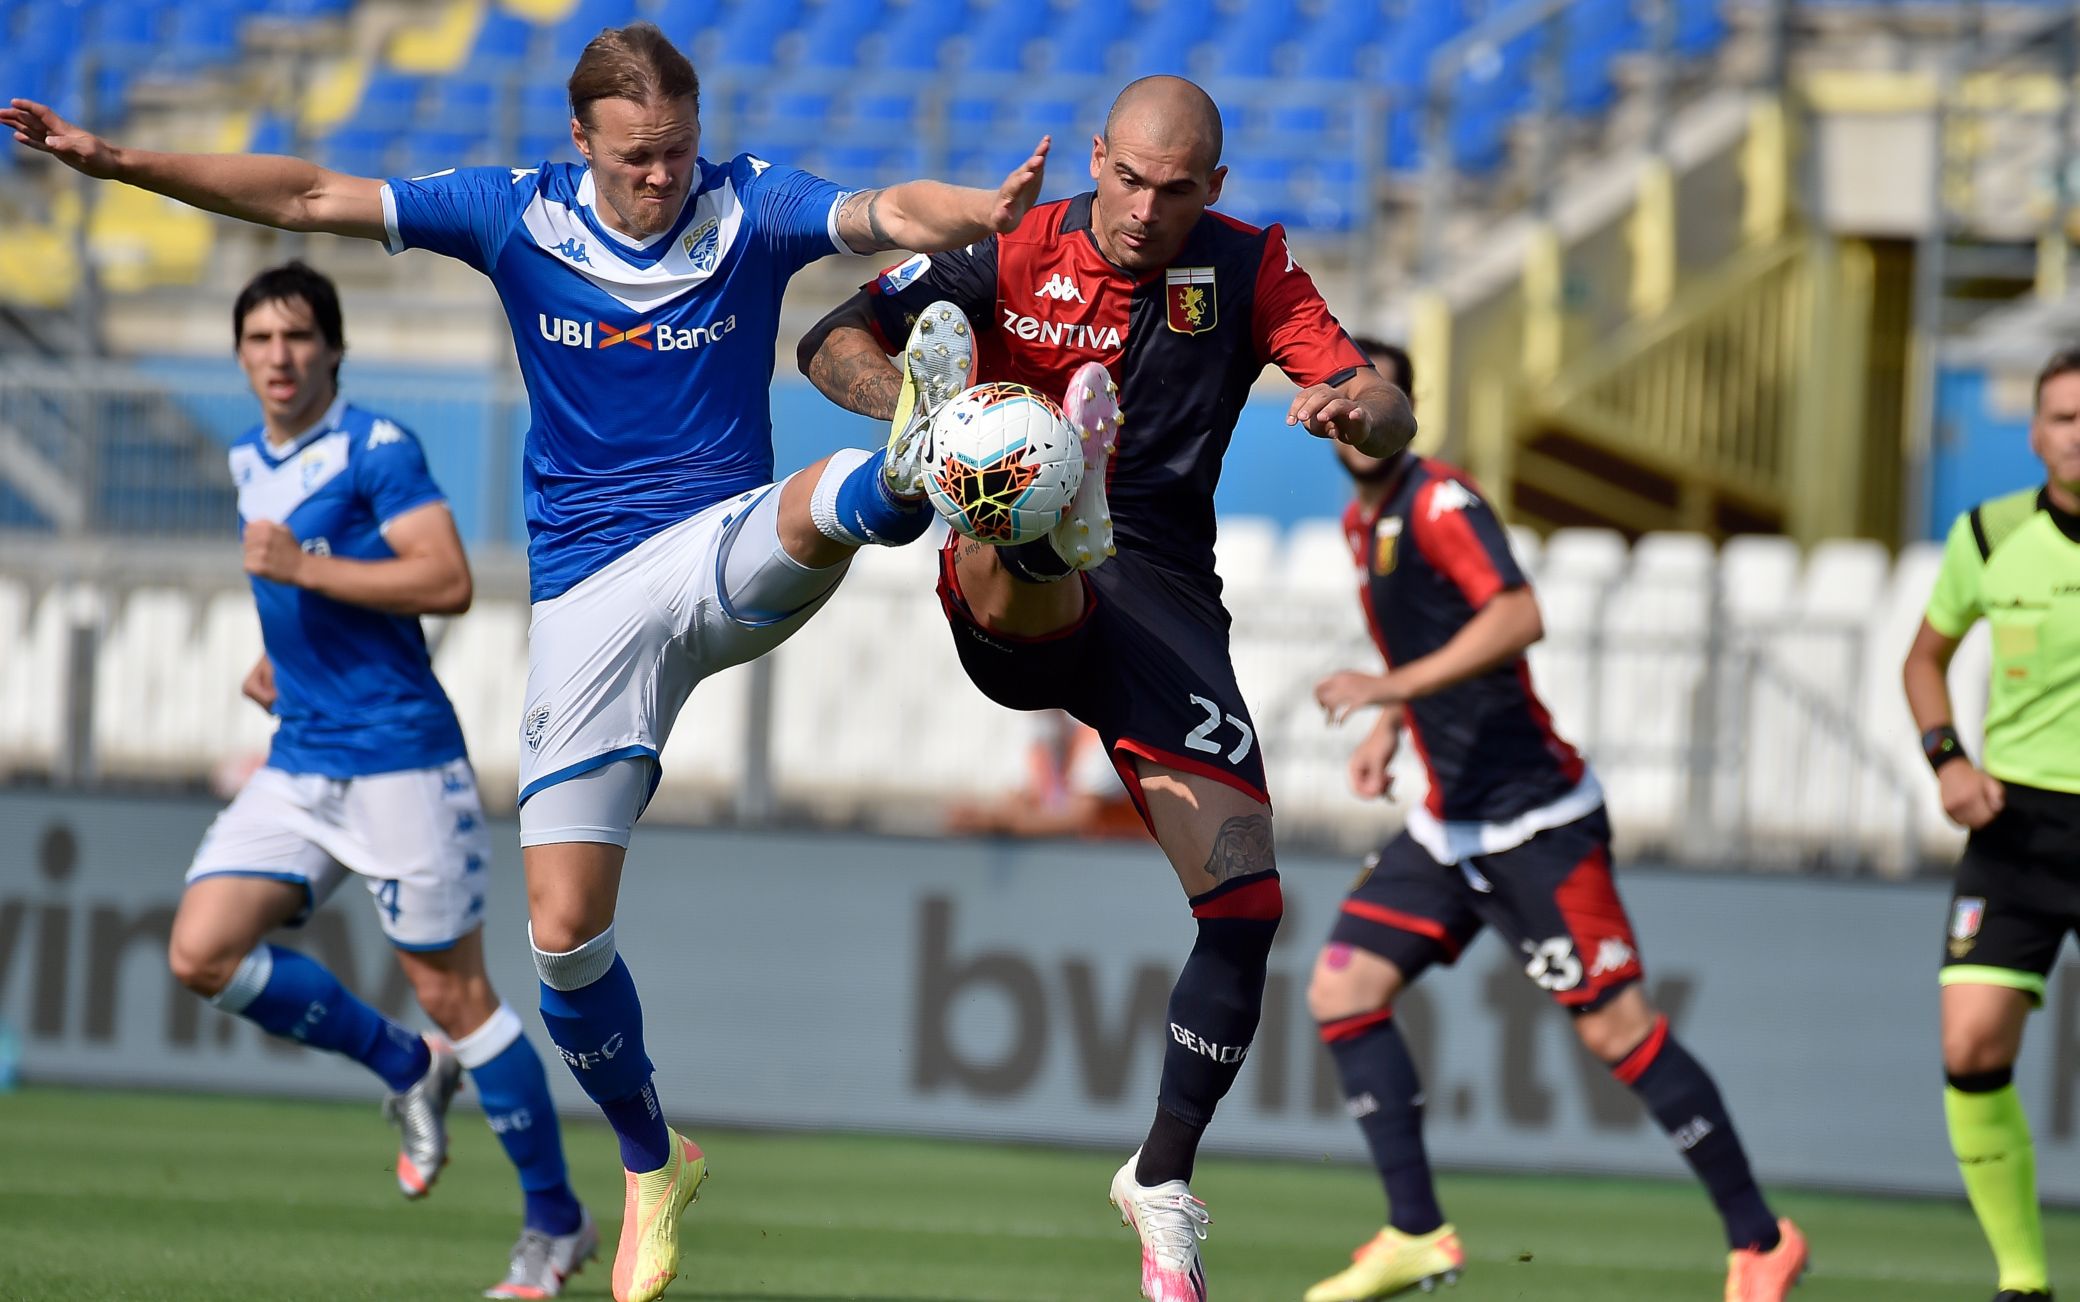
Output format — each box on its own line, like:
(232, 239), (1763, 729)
(164, 262), (594, 1299)
(10, 24), (1045, 1301)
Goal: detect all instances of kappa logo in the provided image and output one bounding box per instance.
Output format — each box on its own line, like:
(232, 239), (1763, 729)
(683, 217), (720, 273)
(523, 703), (551, 753)
(552, 236), (592, 267)
(1426, 479), (1479, 519)
(365, 421), (404, 449)
(1034, 272), (1085, 303)
(1589, 937), (1636, 978)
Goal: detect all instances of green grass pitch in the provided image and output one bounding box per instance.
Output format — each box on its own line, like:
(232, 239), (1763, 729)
(4, 1086), (2075, 1300)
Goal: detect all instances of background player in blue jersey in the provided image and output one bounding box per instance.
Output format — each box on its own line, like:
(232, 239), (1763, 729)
(9, 24), (1047, 1301)
(167, 262), (593, 1300)
(1300, 339), (1807, 1302)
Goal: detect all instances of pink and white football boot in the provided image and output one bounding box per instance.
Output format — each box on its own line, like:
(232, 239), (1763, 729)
(1052, 360), (1120, 571)
(1110, 1150), (1212, 1302)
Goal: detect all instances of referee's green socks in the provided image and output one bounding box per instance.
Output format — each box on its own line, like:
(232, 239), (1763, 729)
(1947, 1070), (2050, 1293)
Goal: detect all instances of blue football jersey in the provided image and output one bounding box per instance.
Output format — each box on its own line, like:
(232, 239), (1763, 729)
(230, 398), (468, 778)
(380, 155), (853, 601)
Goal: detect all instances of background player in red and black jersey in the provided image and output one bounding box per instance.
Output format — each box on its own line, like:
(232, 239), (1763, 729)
(1299, 341), (1808, 1302)
(800, 77), (1412, 1302)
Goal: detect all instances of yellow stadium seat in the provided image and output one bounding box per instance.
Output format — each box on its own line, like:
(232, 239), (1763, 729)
(88, 184), (214, 292)
(0, 208), (82, 308)
(301, 52), (371, 134)
(500, 0), (578, 23)
(390, 0), (487, 75)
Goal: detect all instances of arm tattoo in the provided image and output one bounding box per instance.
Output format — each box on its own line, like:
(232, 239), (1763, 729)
(1201, 813), (1274, 884)
(837, 187), (896, 253)
(805, 322), (901, 420)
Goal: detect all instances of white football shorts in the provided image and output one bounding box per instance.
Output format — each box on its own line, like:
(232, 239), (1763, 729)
(516, 484), (842, 829)
(186, 758), (492, 950)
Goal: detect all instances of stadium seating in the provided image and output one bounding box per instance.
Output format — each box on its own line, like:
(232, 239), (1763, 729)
(1, 519), (1983, 874)
(0, 0), (1736, 270)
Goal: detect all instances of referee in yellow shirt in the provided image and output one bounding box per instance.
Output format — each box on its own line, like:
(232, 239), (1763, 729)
(1903, 346), (2080, 1302)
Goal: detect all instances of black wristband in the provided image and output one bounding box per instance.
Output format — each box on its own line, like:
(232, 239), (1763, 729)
(1922, 725), (1968, 772)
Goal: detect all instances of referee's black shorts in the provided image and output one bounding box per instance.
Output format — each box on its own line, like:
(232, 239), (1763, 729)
(1939, 781), (2080, 1004)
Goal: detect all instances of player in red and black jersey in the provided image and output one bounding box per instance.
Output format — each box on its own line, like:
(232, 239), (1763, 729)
(1299, 342), (1808, 1302)
(800, 77), (1412, 1302)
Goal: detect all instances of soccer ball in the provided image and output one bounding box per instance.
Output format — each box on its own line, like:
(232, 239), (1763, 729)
(923, 382), (1084, 545)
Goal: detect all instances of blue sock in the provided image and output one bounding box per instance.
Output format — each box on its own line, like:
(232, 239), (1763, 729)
(1322, 1009), (1446, 1235)
(457, 1006), (583, 1236)
(832, 447), (932, 545)
(537, 953), (671, 1173)
(212, 944), (428, 1093)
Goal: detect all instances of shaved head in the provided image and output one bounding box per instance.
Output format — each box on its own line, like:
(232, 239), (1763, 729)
(1103, 75), (1223, 174)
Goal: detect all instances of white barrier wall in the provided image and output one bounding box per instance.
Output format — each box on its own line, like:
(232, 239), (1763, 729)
(3, 790), (2077, 1200)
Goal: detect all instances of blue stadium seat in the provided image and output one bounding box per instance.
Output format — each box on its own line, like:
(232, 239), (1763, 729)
(17, 2), (91, 63)
(1041, 1), (1126, 76)
(1206, 0), (1303, 78)
(796, 0), (886, 69)
(319, 125), (393, 179)
(713, 0), (806, 70)
(1307, 0), (1391, 77)
(865, 0), (966, 72)
(550, 0), (641, 63)
(1674, 0), (1725, 58)
(957, 0), (1052, 73)
(395, 129), (482, 179)
(1130, 0), (1221, 78)
(248, 113), (291, 156)
(650, 0), (721, 47)
(848, 80), (920, 126)
(358, 71), (429, 133)
(1562, 0), (1641, 115)
(473, 9), (537, 62)
(261, 0), (352, 17)
(1449, 30), (1536, 174)
(162, 2), (247, 72)
(427, 73), (503, 137)
(1375, 0), (1473, 99)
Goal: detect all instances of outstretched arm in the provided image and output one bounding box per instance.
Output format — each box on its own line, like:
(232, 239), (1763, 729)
(1289, 368), (1415, 461)
(4, 98), (386, 240)
(797, 296), (903, 421)
(833, 137), (1048, 256)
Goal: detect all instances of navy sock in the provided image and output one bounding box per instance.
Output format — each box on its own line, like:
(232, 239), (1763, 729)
(1322, 1008), (1446, 1235)
(538, 954), (671, 1174)
(215, 944), (428, 1092)
(1615, 1016), (1779, 1251)
(832, 447), (931, 545)
(457, 1007), (583, 1236)
(1138, 872), (1282, 1186)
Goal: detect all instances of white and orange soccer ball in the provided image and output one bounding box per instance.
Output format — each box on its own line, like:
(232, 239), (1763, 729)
(923, 382), (1084, 545)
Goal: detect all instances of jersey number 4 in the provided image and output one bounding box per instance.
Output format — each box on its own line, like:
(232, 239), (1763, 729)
(1185, 694), (1255, 764)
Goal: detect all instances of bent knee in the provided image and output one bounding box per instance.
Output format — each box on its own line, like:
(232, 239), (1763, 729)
(1574, 991), (1659, 1063)
(1307, 944), (1400, 1022)
(167, 938), (242, 998)
(1943, 1029), (2020, 1078)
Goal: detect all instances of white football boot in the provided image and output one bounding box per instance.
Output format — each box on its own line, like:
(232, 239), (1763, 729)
(382, 1035), (463, 1198)
(484, 1207), (601, 1299)
(1052, 360), (1119, 570)
(1110, 1150), (1212, 1302)
(884, 299), (974, 496)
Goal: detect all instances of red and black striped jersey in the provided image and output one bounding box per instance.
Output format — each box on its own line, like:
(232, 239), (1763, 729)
(1342, 457), (1585, 824)
(863, 193), (1369, 602)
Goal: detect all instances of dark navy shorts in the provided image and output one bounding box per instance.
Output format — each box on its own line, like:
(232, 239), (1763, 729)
(937, 542), (1269, 828)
